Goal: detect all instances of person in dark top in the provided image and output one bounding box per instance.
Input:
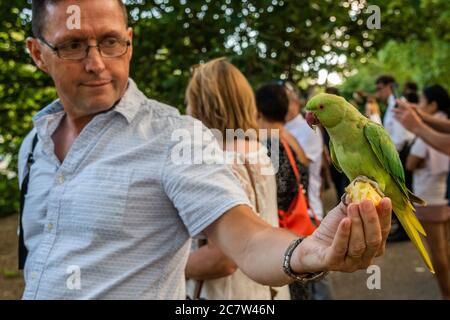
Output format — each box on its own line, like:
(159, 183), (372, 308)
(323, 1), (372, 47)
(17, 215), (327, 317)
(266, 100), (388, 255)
(255, 82), (311, 300)
(255, 83), (309, 211)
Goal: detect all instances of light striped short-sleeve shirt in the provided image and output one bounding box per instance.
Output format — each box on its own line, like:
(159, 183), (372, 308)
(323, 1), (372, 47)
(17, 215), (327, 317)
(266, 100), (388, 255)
(18, 79), (250, 299)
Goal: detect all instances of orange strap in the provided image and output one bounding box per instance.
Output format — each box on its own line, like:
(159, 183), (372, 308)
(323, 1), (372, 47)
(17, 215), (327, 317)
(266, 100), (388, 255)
(280, 138), (321, 226)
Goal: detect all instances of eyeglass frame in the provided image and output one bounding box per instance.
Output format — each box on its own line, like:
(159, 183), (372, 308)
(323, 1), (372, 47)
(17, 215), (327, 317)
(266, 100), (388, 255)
(37, 36), (131, 60)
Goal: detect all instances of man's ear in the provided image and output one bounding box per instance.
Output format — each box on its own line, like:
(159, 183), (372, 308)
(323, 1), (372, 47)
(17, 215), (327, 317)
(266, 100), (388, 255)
(26, 37), (49, 74)
(126, 27), (133, 61)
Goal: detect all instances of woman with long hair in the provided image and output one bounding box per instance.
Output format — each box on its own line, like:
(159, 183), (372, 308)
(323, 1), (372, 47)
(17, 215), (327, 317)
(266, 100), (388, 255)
(184, 58), (290, 300)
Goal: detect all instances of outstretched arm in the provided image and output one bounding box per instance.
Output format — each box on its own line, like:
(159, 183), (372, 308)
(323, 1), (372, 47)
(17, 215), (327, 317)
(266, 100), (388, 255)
(393, 102), (450, 156)
(186, 241), (237, 281)
(395, 99), (450, 133)
(204, 198), (392, 287)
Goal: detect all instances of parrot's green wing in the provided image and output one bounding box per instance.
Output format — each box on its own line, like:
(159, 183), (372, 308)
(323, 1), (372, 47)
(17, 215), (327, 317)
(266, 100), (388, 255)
(329, 140), (342, 173)
(364, 122), (405, 185)
(363, 121), (425, 205)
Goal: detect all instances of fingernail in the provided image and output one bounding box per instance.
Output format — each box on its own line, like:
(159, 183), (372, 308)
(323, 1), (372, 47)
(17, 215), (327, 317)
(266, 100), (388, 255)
(382, 198), (391, 210)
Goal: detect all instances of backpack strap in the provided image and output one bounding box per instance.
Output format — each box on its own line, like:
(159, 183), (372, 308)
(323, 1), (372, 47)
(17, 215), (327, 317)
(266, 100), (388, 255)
(18, 133), (38, 270)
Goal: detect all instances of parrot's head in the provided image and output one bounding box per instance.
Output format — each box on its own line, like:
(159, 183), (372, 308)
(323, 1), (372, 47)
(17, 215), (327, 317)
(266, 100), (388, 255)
(305, 93), (349, 130)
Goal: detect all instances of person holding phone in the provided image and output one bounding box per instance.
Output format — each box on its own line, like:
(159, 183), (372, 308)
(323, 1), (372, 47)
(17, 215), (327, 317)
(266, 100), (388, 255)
(375, 75), (415, 152)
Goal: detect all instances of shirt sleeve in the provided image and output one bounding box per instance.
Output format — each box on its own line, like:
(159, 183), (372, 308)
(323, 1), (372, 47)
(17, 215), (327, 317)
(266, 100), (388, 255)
(161, 119), (252, 237)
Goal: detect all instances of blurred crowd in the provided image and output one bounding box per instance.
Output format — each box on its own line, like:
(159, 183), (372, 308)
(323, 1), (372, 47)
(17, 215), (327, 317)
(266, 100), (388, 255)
(183, 58), (450, 300)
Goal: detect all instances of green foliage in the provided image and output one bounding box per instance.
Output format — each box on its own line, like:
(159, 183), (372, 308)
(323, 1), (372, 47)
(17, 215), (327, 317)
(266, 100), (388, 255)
(339, 37), (450, 99)
(1, 0), (449, 216)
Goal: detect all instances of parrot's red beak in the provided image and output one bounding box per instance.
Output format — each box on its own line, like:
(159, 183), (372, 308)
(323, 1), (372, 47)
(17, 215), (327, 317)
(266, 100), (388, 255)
(305, 112), (319, 130)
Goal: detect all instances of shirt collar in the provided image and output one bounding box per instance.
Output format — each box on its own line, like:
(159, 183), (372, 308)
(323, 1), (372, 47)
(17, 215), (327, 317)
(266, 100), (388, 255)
(32, 78), (144, 125)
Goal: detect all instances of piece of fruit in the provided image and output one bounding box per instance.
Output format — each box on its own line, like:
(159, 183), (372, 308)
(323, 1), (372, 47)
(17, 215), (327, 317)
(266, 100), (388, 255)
(345, 178), (383, 206)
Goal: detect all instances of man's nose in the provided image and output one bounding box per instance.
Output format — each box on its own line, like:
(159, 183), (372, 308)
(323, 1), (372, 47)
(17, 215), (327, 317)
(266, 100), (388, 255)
(84, 46), (106, 74)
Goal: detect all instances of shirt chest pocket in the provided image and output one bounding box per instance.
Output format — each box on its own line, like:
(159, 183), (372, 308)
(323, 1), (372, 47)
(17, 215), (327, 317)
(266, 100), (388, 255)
(67, 167), (132, 234)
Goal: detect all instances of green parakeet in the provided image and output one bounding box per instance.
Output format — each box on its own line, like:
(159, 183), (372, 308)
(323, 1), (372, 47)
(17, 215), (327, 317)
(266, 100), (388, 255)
(305, 93), (434, 273)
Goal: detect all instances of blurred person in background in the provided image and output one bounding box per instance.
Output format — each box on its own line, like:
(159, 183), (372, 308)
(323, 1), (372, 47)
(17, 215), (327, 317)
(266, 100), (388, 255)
(284, 82), (325, 221)
(405, 84), (450, 300)
(395, 97), (450, 156)
(256, 82), (332, 300)
(184, 58), (290, 300)
(365, 96), (382, 125)
(376, 75), (415, 151)
(403, 81), (419, 104)
(376, 75), (415, 190)
(255, 82), (313, 300)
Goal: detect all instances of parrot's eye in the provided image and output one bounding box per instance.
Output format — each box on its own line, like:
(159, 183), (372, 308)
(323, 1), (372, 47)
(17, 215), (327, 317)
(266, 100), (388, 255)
(319, 105), (324, 110)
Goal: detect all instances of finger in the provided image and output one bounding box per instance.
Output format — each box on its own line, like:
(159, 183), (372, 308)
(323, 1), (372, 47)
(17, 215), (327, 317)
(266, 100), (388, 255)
(326, 218), (351, 265)
(359, 200), (382, 260)
(392, 108), (402, 116)
(376, 198), (392, 256)
(347, 204), (366, 259)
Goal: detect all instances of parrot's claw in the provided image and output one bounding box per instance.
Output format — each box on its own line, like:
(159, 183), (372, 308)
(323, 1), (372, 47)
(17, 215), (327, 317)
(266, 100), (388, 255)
(352, 175), (385, 197)
(341, 192), (350, 206)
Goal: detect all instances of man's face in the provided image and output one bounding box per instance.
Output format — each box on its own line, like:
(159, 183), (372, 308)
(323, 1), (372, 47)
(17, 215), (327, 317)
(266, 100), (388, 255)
(28, 0), (132, 119)
(375, 83), (392, 102)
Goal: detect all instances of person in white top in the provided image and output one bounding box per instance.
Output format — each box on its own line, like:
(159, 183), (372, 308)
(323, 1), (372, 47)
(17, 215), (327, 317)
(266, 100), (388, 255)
(375, 75), (415, 151)
(284, 83), (324, 220)
(406, 84), (450, 300)
(184, 58), (290, 300)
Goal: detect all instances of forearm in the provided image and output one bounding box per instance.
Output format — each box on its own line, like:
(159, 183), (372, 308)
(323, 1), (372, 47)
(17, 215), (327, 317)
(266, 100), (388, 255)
(205, 206), (296, 287)
(422, 114), (450, 133)
(186, 243), (237, 281)
(413, 123), (450, 156)
(237, 225), (298, 286)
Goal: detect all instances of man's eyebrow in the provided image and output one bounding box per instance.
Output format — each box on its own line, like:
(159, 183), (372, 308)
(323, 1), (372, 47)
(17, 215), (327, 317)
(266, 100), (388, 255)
(53, 34), (87, 44)
(52, 31), (127, 44)
(98, 31), (128, 39)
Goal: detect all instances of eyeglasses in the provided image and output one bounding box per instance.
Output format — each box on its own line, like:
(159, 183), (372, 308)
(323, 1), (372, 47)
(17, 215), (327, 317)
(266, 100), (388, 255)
(38, 36), (131, 60)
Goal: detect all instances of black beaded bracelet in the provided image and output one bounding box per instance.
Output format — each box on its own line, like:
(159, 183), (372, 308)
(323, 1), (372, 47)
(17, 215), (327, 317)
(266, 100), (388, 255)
(282, 237), (329, 285)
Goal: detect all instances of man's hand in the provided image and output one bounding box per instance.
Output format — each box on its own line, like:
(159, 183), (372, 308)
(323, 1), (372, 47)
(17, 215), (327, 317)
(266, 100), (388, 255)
(292, 198), (392, 273)
(393, 100), (424, 133)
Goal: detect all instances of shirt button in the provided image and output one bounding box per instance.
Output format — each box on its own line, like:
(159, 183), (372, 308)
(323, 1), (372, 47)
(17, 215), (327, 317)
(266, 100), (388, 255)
(31, 272), (38, 280)
(58, 174), (65, 184)
(47, 223), (54, 232)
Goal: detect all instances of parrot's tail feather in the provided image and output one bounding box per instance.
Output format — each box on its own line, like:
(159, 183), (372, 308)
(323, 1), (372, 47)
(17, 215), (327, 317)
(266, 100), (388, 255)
(394, 204), (434, 273)
(408, 190), (427, 206)
(407, 202), (427, 236)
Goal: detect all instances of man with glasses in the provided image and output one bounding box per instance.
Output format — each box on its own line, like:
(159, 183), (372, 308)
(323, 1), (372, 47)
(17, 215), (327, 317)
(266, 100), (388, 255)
(19, 0), (392, 299)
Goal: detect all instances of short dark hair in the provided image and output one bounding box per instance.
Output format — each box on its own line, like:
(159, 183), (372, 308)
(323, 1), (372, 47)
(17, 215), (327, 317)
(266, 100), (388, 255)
(404, 92), (419, 103)
(32, 0), (128, 38)
(423, 85), (450, 117)
(375, 75), (396, 86)
(255, 83), (289, 123)
(404, 81), (418, 93)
